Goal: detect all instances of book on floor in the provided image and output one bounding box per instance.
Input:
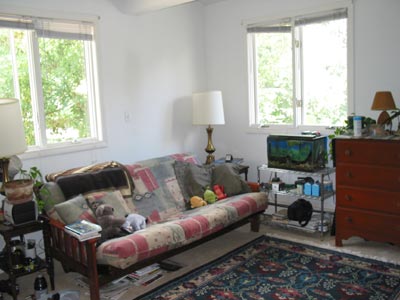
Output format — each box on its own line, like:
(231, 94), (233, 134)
(130, 263), (160, 277)
(65, 219), (102, 240)
(130, 270), (163, 286)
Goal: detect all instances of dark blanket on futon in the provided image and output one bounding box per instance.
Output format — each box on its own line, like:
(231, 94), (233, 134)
(55, 168), (128, 199)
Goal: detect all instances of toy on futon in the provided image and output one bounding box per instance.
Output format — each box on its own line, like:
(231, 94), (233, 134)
(190, 196), (207, 208)
(213, 184), (227, 200)
(203, 187), (217, 204)
(95, 204), (125, 241)
(121, 213), (147, 233)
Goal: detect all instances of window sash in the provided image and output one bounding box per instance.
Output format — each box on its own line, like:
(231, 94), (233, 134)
(0, 13), (94, 41)
(0, 13), (101, 151)
(247, 8), (347, 33)
(247, 8), (348, 128)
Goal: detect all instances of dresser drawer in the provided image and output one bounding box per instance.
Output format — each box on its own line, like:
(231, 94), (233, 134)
(336, 207), (400, 244)
(335, 139), (400, 166)
(336, 163), (400, 191)
(336, 187), (400, 214)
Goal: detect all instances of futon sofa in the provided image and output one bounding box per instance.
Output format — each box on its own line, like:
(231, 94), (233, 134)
(41, 153), (268, 300)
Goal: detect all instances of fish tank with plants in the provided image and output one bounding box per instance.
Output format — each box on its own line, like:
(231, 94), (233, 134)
(267, 134), (328, 172)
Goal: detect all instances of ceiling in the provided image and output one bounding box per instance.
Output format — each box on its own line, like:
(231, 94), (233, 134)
(110, 0), (226, 15)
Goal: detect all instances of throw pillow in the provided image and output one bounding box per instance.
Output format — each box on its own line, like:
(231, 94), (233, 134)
(54, 194), (97, 224)
(212, 163), (251, 197)
(174, 161), (213, 200)
(85, 190), (133, 219)
(39, 182), (66, 221)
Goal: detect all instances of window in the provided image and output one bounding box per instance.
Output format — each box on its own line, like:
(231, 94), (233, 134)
(0, 13), (102, 153)
(247, 7), (349, 128)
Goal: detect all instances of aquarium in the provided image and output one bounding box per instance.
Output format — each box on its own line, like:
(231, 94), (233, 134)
(267, 134), (328, 172)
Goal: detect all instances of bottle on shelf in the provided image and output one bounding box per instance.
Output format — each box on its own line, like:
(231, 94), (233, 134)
(34, 274), (48, 300)
(312, 181), (320, 196)
(304, 182), (312, 195)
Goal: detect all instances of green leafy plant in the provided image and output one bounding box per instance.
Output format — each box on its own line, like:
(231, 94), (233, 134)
(384, 109), (400, 125)
(18, 166), (49, 212)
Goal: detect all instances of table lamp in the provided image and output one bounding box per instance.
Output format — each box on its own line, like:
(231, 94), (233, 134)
(0, 98), (27, 194)
(192, 91), (225, 164)
(371, 91), (396, 125)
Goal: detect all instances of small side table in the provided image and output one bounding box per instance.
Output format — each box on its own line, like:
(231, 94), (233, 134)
(237, 165), (249, 181)
(0, 218), (54, 299)
(213, 157), (249, 180)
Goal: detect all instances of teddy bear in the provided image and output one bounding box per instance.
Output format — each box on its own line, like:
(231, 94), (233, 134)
(203, 187), (217, 204)
(121, 213), (147, 233)
(95, 204), (126, 241)
(190, 196), (207, 208)
(213, 184), (227, 200)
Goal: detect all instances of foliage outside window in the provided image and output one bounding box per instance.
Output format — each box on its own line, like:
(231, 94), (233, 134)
(0, 14), (102, 151)
(247, 7), (349, 128)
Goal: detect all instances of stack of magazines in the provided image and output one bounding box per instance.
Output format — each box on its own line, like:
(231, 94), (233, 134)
(64, 219), (102, 241)
(128, 263), (163, 286)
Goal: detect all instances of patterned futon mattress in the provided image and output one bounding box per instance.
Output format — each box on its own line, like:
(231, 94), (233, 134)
(96, 192), (267, 269)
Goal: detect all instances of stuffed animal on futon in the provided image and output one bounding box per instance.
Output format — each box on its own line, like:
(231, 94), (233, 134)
(190, 196), (207, 208)
(204, 187), (217, 204)
(95, 204), (125, 241)
(213, 184), (227, 200)
(121, 213), (147, 233)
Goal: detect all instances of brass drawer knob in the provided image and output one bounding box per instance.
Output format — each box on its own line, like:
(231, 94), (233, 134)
(346, 217), (353, 223)
(344, 149), (352, 156)
(346, 171), (353, 178)
(345, 194), (352, 201)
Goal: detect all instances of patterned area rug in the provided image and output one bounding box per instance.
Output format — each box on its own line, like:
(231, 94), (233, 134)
(137, 236), (400, 300)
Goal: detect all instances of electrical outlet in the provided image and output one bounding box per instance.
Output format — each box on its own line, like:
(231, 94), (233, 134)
(124, 112), (131, 122)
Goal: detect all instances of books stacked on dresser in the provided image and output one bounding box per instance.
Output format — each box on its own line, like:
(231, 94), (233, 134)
(64, 219), (102, 241)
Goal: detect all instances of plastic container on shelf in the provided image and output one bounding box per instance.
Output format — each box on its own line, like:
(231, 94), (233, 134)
(312, 181), (320, 196)
(304, 182), (312, 195)
(353, 116), (362, 137)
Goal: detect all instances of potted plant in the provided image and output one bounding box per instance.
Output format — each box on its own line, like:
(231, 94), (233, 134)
(4, 167), (45, 206)
(384, 109), (400, 134)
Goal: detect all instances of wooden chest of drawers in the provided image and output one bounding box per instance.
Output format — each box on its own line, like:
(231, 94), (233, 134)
(334, 138), (400, 247)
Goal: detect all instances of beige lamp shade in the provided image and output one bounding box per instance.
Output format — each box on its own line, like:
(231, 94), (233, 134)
(371, 91), (397, 125)
(192, 91), (225, 125)
(0, 98), (27, 158)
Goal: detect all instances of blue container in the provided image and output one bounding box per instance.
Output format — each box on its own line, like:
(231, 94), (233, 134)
(304, 182), (312, 195)
(312, 182), (320, 196)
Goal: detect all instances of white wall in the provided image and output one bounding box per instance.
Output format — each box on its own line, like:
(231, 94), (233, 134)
(0, 0), (208, 175)
(202, 0), (400, 181)
(4, 0), (398, 179)
(0, 0), (399, 209)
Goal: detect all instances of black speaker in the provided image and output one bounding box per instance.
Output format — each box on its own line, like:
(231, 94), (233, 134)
(3, 200), (37, 225)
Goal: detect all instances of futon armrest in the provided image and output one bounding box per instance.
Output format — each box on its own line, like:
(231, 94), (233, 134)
(48, 218), (99, 244)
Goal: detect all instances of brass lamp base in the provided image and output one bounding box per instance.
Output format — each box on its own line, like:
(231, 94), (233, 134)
(204, 125), (216, 164)
(0, 157), (11, 195)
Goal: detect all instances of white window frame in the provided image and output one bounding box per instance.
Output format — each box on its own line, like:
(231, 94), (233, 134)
(244, 1), (354, 135)
(0, 9), (105, 159)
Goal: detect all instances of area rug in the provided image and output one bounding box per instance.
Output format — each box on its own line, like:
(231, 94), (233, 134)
(137, 236), (400, 300)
